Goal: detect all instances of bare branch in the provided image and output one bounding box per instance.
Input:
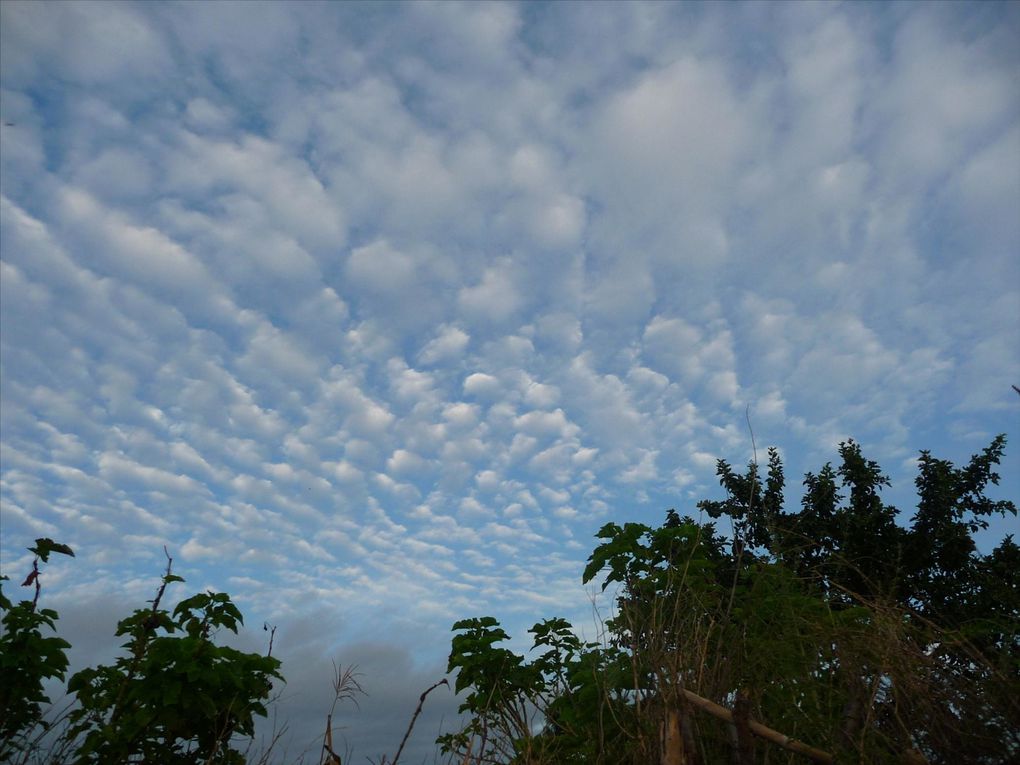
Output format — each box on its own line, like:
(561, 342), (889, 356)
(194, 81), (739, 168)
(389, 678), (450, 765)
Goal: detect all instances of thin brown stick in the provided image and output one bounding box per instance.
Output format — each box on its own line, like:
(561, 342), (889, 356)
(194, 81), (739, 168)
(388, 678), (449, 765)
(679, 688), (833, 764)
(323, 713), (342, 764)
(264, 622), (277, 658)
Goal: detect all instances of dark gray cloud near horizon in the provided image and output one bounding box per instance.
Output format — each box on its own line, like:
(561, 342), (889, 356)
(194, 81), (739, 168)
(2, 1), (1018, 762)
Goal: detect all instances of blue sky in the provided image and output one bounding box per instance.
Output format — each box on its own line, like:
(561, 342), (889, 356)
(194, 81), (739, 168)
(1, 1), (1018, 761)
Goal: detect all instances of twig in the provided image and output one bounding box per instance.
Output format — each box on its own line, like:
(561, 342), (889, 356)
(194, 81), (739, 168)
(745, 404), (758, 470)
(724, 406), (759, 623)
(109, 547), (175, 725)
(22, 558), (41, 611)
(389, 679), (449, 765)
(264, 623), (277, 658)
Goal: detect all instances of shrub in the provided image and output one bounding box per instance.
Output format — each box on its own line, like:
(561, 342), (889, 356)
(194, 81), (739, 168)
(0, 544), (282, 764)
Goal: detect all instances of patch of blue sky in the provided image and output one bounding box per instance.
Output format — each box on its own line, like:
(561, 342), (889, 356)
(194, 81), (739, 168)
(2, 1), (1019, 760)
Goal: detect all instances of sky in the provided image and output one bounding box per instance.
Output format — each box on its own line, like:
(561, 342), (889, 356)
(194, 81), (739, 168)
(1, 1), (1018, 762)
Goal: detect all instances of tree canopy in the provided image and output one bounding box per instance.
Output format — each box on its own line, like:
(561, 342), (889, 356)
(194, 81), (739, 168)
(441, 435), (1019, 764)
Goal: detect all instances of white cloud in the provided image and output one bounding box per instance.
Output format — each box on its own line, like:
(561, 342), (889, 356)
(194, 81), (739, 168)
(346, 400), (396, 439)
(561, 353), (648, 447)
(946, 125), (1020, 254)
(236, 321), (323, 390)
(2, 4), (1017, 761)
(418, 324), (470, 365)
(583, 54), (752, 280)
(443, 402), (481, 430)
(347, 240), (416, 298)
(463, 372), (502, 398)
(780, 12), (866, 167)
(97, 452), (206, 496)
(458, 259), (523, 326)
(619, 449), (659, 484)
(0, 1), (172, 85)
(459, 496), (494, 520)
(57, 187), (219, 301)
(522, 379), (561, 408)
(386, 449), (429, 477)
(513, 408), (578, 439)
(75, 147), (154, 201)
(873, 10), (1017, 188)
(183, 97), (235, 132)
(642, 317), (704, 384)
(170, 132), (346, 253)
(534, 312), (583, 353)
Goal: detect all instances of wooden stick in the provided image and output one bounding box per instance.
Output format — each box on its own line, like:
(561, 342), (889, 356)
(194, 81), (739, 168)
(323, 713), (341, 764)
(389, 678), (449, 765)
(679, 689), (834, 764)
(732, 690), (755, 764)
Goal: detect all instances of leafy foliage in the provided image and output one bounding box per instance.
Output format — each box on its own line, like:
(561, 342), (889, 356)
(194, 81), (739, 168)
(0, 540), (75, 759)
(0, 548), (282, 764)
(443, 436), (1020, 764)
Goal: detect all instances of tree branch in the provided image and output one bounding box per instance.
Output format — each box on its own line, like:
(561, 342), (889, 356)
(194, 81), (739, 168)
(679, 688), (833, 764)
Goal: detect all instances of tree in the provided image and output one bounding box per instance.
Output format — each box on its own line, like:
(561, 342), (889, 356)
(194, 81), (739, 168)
(0, 539), (74, 760)
(443, 435), (1019, 764)
(0, 545), (282, 764)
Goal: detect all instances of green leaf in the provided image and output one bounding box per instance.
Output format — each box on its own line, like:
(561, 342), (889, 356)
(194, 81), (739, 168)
(28, 538), (74, 563)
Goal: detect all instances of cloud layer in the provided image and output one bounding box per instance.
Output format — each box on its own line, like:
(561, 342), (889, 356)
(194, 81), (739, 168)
(2, 2), (1018, 760)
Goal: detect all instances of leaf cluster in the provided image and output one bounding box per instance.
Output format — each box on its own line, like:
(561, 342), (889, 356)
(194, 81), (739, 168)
(0, 539), (75, 758)
(442, 436), (1020, 764)
(0, 548), (282, 764)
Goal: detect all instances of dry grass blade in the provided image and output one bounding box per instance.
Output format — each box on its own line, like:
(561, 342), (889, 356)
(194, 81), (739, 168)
(320, 662), (365, 765)
(331, 661), (366, 710)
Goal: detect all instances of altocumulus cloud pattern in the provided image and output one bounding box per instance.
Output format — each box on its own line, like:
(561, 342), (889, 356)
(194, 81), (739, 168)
(1, 1), (1018, 760)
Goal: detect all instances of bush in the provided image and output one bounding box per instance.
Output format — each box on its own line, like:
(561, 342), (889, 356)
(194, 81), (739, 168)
(0, 544), (282, 764)
(441, 436), (1020, 764)
(0, 539), (74, 759)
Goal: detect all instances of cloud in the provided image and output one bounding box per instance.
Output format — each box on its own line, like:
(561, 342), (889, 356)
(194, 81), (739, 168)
(346, 239), (416, 296)
(513, 408), (578, 440)
(463, 372), (502, 398)
(2, 3), (1018, 762)
(74, 147), (155, 201)
(458, 258), (523, 326)
(0, 1), (172, 85)
(418, 324), (470, 365)
(871, 9), (1018, 189)
(183, 97), (235, 133)
(169, 132), (346, 254)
